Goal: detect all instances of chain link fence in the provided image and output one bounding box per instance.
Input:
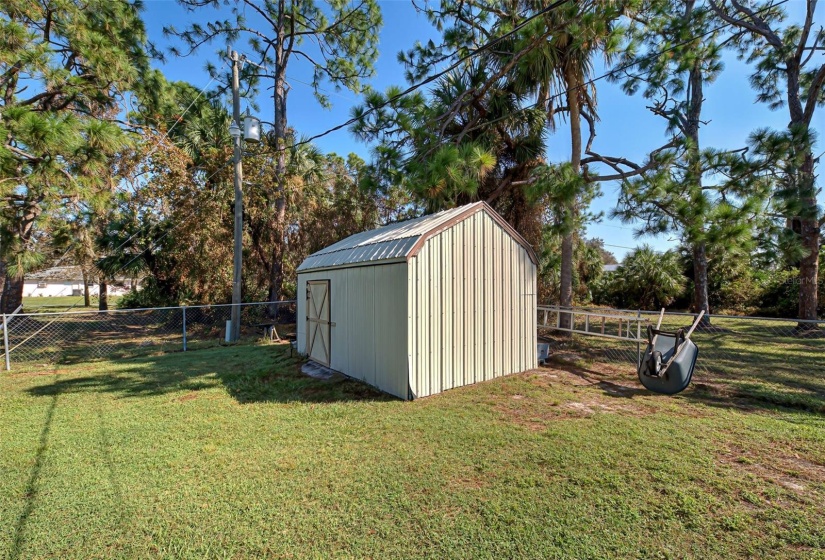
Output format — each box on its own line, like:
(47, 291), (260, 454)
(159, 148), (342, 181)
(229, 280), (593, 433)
(1, 301), (296, 368)
(538, 306), (650, 368)
(6, 300), (823, 407)
(537, 305), (825, 404)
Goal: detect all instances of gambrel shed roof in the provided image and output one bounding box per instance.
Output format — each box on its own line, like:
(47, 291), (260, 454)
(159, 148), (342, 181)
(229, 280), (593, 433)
(297, 201), (538, 273)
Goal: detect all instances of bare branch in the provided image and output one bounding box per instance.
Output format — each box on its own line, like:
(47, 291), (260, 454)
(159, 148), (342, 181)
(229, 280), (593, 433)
(796, 0), (817, 62)
(583, 139), (679, 182)
(803, 63), (825, 123)
(708, 0), (782, 48)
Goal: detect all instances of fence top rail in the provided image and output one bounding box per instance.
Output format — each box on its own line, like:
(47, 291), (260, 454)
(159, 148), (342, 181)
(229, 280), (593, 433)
(539, 305), (825, 325)
(11, 300), (297, 318)
(1, 304), (23, 331)
(537, 306), (648, 322)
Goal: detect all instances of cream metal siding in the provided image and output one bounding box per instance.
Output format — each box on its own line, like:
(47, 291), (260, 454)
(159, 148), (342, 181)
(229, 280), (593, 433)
(297, 202), (537, 400)
(407, 211), (537, 398)
(297, 263), (408, 399)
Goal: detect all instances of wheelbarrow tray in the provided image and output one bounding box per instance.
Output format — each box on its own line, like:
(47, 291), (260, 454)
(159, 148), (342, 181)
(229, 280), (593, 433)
(638, 335), (699, 395)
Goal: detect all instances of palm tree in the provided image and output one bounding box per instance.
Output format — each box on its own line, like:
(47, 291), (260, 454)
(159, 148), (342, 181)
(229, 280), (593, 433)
(506, 0), (627, 324)
(615, 246), (685, 309)
(52, 218), (98, 307)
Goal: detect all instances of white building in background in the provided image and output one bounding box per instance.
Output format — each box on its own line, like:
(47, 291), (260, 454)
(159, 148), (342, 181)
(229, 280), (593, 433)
(297, 202), (538, 400)
(23, 266), (135, 298)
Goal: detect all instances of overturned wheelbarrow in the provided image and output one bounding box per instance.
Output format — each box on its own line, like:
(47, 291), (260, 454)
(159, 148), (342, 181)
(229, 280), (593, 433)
(638, 309), (705, 395)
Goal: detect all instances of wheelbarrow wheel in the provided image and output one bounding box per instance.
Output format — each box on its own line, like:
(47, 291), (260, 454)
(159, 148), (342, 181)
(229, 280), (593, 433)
(647, 350), (662, 377)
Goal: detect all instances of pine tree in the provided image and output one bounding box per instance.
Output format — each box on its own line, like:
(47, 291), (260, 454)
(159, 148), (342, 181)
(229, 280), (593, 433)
(710, 0), (825, 323)
(366, 0), (644, 313)
(352, 58), (547, 239)
(0, 0), (151, 312)
(610, 0), (771, 322)
(166, 0), (383, 303)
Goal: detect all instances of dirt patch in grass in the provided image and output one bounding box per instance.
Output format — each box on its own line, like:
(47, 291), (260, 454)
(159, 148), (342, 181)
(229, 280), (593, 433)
(448, 474), (493, 491)
(717, 443), (825, 505)
(489, 359), (728, 430)
(491, 364), (663, 429)
(716, 445), (825, 509)
(494, 401), (584, 429)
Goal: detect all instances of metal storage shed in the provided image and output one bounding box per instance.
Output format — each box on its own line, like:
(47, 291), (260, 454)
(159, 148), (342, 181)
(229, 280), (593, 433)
(296, 201), (538, 400)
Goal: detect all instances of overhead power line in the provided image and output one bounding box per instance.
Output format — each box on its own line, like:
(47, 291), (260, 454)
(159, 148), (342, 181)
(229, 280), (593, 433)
(136, 0), (786, 276)
(84, 0), (790, 306)
(395, 0), (792, 165)
(36, 65), (230, 311)
(291, 0), (570, 147)
(144, 60), (227, 159)
(55, 158), (235, 309)
(100, 64), (229, 260)
(237, 0), (562, 117)
(119, 0), (569, 284)
(286, 0), (789, 159)
(107, 160), (236, 277)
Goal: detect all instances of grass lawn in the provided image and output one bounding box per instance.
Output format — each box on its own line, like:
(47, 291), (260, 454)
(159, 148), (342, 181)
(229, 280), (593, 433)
(1, 343), (823, 559)
(21, 296), (122, 312)
(542, 312), (825, 414)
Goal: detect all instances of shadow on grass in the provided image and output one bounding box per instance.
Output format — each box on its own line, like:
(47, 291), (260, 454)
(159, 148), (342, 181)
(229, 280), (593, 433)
(548, 353), (824, 416)
(553, 360), (650, 399)
(10, 383), (59, 560)
(543, 325), (825, 414)
(26, 343), (393, 405)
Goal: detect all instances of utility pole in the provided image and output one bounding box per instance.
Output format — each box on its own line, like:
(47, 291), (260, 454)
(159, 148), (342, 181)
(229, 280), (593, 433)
(230, 49), (243, 342)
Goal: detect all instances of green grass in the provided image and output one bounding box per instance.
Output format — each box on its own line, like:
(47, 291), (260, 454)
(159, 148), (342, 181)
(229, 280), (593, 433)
(542, 313), (825, 414)
(1, 343), (823, 559)
(22, 296), (122, 312)
(7, 303), (294, 365)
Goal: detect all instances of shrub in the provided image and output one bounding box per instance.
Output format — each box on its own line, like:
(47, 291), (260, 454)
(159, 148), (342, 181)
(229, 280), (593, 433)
(592, 246), (686, 310)
(117, 278), (178, 309)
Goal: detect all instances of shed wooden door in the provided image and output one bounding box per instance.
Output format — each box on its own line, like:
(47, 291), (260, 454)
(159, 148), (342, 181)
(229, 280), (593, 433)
(306, 280), (331, 366)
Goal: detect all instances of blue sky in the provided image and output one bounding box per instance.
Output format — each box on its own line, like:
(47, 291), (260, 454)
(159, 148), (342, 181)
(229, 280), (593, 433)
(141, 0), (823, 261)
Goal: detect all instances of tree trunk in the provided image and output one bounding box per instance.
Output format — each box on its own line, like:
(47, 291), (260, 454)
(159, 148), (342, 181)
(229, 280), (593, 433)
(268, 49), (289, 312)
(1, 275), (24, 314)
(559, 235), (574, 327)
(559, 63), (582, 331)
(82, 268), (91, 307)
(1, 202), (39, 314)
(0, 259), (6, 311)
(99, 277), (109, 311)
(784, 51), (820, 325)
(707, 0), (822, 325)
(797, 152), (819, 324)
(692, 243), (711, 324)
(684, 38), (711, 326)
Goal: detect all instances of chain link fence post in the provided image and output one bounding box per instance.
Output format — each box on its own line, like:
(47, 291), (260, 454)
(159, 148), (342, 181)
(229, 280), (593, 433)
(3, 313), (9, 371)
(636, 309), (641, 371)
(2, 300), (296, 366)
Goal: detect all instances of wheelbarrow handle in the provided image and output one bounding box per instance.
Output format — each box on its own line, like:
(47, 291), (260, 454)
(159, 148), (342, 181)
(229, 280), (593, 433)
(655, 308), (665, 330)
(685, 310), (706, 340)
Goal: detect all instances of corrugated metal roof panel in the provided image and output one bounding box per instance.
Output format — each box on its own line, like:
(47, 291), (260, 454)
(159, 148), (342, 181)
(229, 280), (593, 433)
(297, 203), (481, 272)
